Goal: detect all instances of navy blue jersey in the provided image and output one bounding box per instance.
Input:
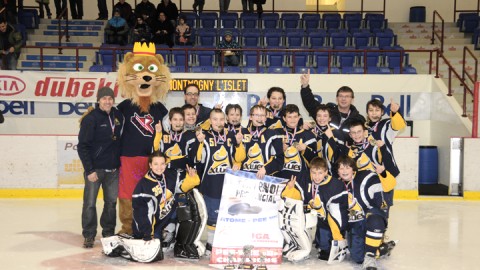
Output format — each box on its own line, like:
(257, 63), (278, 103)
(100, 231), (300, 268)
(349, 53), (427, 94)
(196, 128), (239, 199)
(132, 169), (178, 240)
(311, 125), (342, 176)
(239, 125), (284, 176)
(154, 129), (197, 172)
(343, 170), (385, 223)
(117, 100), (168, 157)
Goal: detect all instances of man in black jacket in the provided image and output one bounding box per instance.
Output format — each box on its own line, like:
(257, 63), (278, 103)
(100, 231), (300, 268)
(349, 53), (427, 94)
(77, 87), (124, 248)
(183, 83), (212, 125)
(300, 70), (365, 145)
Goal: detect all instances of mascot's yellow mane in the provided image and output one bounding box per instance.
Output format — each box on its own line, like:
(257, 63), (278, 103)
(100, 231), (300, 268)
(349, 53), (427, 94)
(118, 42), (171, 113)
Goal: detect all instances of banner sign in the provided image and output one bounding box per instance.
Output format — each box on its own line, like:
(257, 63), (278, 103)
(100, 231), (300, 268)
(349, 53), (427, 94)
(211, 169), (287, 266)
(57, 137), (84, 187)
(170, 78), (248, 92)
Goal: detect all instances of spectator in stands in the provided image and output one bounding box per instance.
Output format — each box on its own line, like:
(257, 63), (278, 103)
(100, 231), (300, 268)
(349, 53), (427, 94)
(135, 0), (156, 20)
(69, 0), (83, 20)
(0, 0), (17, 23)
(217, 30), (240, 67)
(53, 0), (67, 19)
(175, 15), (191, 46)
(253, 0), (265, 17)
(0, 19), (23, 70)
(36, 0), (52, 19)
(114, 0), (134, 27)
(219, 0), (230, 13)
(193, 0), (204, 15)
(156, 0), (179, 27)
(152, 12), (174, 48)
(96, 0), (108, 20)
(133, 16), (151, 43)
(105, 9), (129, 46)
(242, 0), (254, 13)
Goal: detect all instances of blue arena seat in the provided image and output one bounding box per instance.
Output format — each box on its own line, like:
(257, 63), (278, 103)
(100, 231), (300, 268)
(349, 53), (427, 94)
(286, 31), (305, 48)
(242, 31), (262, 47)
(308, 30), (328, 48)
(262, 13), (280, 29)
(344, 13), (362, 32)
(89, 64), (113, 72)
(302, 13), (321, 30)
(264, 32), (284, 48)
(330, 31), (349, 48)
(220, 13), (238, 28)
(199, 12), (218, 28)
(281, 13), (301, 29)
(323, 13), (342, 30)
(352, 31), (372, 49)
(240, 13), (259, 29)
(179, 12), (199, 28)
(196, 31), (217, 47)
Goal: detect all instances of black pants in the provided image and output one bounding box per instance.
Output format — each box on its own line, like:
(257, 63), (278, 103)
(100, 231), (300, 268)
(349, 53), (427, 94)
(68, 0), (83, 19)
(97, 0), (108, 18)
(54, 0), (67, 17)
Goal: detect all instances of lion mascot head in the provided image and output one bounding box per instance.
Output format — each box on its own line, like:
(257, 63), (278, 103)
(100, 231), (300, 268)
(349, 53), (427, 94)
(118, 42), (171, 113)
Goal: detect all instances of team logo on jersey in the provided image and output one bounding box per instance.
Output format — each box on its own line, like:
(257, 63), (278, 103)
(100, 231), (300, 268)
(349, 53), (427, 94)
(131, 112), (155, 137)
(283, 145), (302, 172)
(348, 192), (364, 221)
(269, 119), (283, 129)
(243, 143), (265, 171)
(165, 143), (182, 158)
(356, 153), (373, 171)
(310, 194), (326, 219)
(208, 146), (231, 175)
(316, 140), (323, 152)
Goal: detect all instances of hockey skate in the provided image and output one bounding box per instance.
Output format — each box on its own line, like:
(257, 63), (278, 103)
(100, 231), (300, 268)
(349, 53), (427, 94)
(377, 240), (398, 258)
(362, 252), (377, 270)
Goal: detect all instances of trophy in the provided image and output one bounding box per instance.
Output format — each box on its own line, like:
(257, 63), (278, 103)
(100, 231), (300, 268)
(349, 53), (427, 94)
(256, 252), (267, 270)
(224, 252), (236, 270)
(238, 245), (255, 269)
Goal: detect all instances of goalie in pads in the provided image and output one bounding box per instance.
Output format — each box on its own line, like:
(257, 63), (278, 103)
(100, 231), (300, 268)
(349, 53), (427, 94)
(101, 151), (203, 262)
(280, 157), (349, 264)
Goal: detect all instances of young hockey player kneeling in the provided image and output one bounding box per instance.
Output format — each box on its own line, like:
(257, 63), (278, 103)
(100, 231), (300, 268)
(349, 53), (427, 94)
(336, 156), (387, 270)
(280, 157), (349, 264)
(101, 151), (201, 262)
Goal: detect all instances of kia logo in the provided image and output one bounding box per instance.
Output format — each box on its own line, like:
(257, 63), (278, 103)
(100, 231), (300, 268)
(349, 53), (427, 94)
(0, 75), (26, 96)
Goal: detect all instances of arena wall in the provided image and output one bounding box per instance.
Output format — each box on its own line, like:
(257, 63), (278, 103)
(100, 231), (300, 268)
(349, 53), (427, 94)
(1, 71), (476, 199)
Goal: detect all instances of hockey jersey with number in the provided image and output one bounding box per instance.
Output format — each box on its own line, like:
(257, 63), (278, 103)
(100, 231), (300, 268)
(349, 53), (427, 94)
(238, 124), (284, 176)
(196, 128), (242, 199)
(276, 127), (317, 180)
(132, 169), (178, 240)
(153, 129), (197, 172)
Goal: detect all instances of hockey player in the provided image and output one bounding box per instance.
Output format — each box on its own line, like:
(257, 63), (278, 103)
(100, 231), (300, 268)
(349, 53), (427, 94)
(336, 156), (387, 270)
(345, 120), (397, 202)
(195, 108), (244, 253)
(281, 157), (348, 263)
(300, 70), (365, 145)
(365, 98), (406, 208)
(277, 104), (317, 180)
(225, 103), (243, 134)
(153, 107), (197, 250)
(101, 151), (201, 263)
(311, 104), (342, 176)
(237, 105), (284, 179)
(182, 104), (198, 131)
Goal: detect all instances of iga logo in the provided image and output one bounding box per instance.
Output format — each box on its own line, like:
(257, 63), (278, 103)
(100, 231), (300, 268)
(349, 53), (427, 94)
(0, 76), (26, 96)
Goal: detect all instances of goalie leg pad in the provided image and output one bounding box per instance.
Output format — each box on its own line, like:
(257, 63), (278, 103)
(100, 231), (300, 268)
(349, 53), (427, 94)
(174, 189), (207, 259)
(327, 239), (348, 264)
(101, 235), (163, 263)
(278, 198), (313, 262)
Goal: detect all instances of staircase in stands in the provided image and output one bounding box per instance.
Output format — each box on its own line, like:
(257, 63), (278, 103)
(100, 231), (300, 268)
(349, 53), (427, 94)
(20, 19), (105, 71)
(391, 22), (480, 117)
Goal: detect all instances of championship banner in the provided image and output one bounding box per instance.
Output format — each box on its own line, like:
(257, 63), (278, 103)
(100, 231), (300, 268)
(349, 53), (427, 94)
(210, 169), (287, 267)
(57, 137), (84, 187)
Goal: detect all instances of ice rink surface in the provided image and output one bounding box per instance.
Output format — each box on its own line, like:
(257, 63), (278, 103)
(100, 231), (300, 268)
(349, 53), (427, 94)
(1, 199), (477, 270)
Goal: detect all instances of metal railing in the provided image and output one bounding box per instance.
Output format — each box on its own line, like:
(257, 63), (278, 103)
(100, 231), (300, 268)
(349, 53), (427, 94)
(454, 0), (480, 22)
(431, 10), (445, 54)
(57, 8), (70, 54)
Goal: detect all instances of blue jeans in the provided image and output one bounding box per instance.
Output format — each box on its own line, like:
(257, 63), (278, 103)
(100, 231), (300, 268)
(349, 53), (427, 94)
(315, 221), (333, 251)
(82, 169), (119, 238)
(1, 53), (18, 70)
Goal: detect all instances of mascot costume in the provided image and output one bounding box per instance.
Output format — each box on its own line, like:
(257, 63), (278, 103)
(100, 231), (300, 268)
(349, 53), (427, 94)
(116, 42), (171, 235)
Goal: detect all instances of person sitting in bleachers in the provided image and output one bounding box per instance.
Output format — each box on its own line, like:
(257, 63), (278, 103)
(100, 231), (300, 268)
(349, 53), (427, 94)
(156, 0), (179, 28)
(132, 16), (152, 43)
(105, 9), (130, 46)
(217, 30), (240, 66)
(152, 12), (174, 48)
(113, 0), (135, 27)
(175, 15), (191, 46)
